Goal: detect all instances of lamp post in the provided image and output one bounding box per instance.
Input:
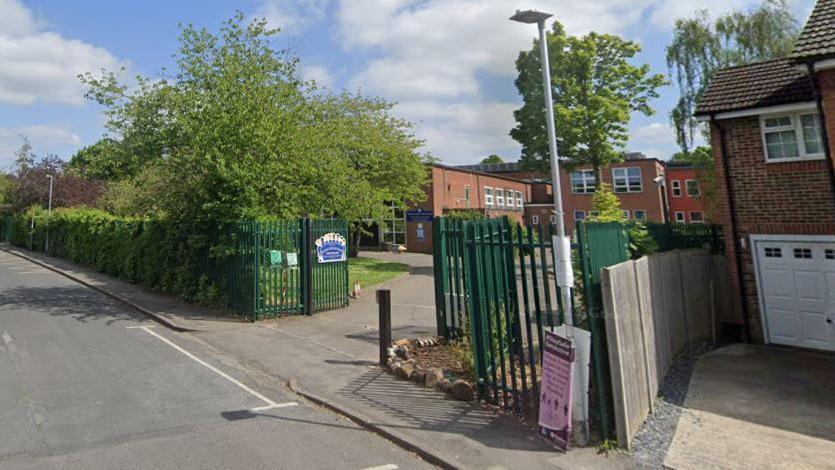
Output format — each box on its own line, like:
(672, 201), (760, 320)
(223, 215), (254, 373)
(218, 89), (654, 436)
(510, 9), (573, 327)
(46, 174), (53, 253)
(654, 174), (670, 223)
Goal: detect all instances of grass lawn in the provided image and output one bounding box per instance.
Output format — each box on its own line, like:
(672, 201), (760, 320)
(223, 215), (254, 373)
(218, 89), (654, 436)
(349, 256), (409, 288)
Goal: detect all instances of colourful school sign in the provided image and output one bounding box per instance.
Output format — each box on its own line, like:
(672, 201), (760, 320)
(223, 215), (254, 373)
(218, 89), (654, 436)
(538, 330), (575, 451)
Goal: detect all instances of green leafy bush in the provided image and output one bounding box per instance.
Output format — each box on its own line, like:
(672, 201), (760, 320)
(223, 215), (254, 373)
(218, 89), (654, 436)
(5, 207), (216, 303)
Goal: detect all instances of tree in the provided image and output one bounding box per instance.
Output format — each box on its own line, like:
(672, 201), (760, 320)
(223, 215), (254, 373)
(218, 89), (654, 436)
(10, 153), (104, 211)
(480, 154), (504, 165)
(666, 0), (799, 152)
(587, 183), (624, 223)
(80, 13), (428, 231)
(511, 22), (665, 184)
(69, 138), (132, 180)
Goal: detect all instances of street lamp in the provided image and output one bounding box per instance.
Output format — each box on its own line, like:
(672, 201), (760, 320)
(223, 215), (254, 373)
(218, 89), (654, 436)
(46, 174), (53, 253)
(653, 174), (671, 223)
(510, 10), (574, 327)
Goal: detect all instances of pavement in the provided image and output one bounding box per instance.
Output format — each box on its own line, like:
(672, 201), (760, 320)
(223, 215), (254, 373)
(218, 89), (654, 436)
(0, 245), (632, 469)
(663, 343), (835, 469)
(0, 248), (434, 470)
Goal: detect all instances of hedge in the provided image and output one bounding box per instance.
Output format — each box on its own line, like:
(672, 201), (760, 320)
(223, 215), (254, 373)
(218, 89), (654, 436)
(3, 207), (220, 304)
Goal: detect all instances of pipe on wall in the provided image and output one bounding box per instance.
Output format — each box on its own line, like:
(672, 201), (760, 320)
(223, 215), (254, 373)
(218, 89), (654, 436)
(804, 62), (835, 206)
(712, 116), (752, 343)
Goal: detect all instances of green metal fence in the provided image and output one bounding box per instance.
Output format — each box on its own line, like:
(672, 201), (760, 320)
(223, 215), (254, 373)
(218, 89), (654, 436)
(211, 218), (349, 320)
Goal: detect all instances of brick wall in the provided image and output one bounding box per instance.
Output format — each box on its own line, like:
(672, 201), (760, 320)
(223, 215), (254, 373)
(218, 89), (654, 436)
(709, 108), (835, 342)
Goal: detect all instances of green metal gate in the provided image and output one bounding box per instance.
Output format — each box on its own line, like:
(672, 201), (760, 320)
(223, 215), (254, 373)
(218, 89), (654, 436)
(215, 218), (348, 320)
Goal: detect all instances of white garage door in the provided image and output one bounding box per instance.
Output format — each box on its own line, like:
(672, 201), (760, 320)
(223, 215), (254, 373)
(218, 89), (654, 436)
(754, 238), (835, 352)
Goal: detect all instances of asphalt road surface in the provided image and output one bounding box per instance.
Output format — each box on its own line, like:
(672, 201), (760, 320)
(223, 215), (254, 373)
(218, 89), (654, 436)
(0, 250), (434, 470)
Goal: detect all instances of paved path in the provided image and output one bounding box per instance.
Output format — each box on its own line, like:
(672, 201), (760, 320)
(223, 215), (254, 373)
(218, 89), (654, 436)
(0, 250), (433, 469)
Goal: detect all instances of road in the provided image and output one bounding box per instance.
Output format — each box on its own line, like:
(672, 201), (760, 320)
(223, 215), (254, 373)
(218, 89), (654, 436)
(0, 250), (434, 470)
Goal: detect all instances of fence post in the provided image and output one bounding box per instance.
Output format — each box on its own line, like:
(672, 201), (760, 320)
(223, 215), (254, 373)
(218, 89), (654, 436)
(253, 221), (261, 321)
(433, 217), (449, 338)
(377, 289), (392, 366)
(303, 217), (314, 315)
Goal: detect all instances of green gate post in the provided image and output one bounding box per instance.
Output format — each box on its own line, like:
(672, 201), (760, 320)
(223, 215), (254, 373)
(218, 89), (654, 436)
(432, 217), (450, 338)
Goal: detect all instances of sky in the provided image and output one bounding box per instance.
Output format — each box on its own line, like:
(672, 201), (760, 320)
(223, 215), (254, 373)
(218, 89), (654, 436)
(0, 0), (817, 169)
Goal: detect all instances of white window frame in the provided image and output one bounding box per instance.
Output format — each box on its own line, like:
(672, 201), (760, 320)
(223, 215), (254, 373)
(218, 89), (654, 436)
(531, 215), (540, 225)
(515, 191), (524, 209)
(671, 180), (682, 197)
(612, 167), (642, 193)
(549, 215), (556, 224)
(685, 179), (700, 197)
(634, 210), (646, 220)
(690, 211), (705, 224)
(574, 210), (586, 221)
(464, 186), (471, 208)
(495, 189), (505, 207)
(675, 211), (686, 223)
(484, 187), (493, 207)
(505, 189), (514, 208)
(759, 112), (825, 163)
(571, 170), (596, 194)
(622, 209), (630, 219)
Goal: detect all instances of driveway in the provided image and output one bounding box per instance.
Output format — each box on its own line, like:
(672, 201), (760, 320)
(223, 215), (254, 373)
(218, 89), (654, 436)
(664, 344), (835, 469)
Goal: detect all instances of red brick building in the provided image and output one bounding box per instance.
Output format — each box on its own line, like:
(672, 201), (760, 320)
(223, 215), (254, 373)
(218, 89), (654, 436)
(360, 164), (531, 254)
(695, 0), (835, 350)
(665, 162), (712, 224)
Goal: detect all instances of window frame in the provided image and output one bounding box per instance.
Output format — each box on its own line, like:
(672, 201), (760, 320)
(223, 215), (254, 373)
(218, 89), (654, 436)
(495, 188), (505, 207)
(571, 169), (596, 194)
(690, 211), (705, 224)
(464, 186), (471, 208)
(685, 179), (700, 197)
(675, 211), (686, 224)
(671, 180), (682, 197)
(612, 167), (643, 193)
(634, 210), (646, 220)
(505, 189), (514, 208)
(574, 210), (586, 221)
(484, 187), (493, 207)
(531, 215), (540, 225)
(622, 209), (630, 220)
(759, 112), (825, 163)
(515, 191), (524, 209)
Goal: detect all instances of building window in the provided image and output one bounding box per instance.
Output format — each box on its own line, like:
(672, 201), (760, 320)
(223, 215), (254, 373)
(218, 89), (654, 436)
(571, 170), (596, 194)
(496, 189), (505, 207)
(382, 204), (406, 246)
(515, 191), (524, 209)
(765, 247), (782, 258)
(464, 186), (471, 208)
(574, 210), (586, 221)
(760, 112), (824, 161)
(675, 211), (686, 223)
(549, 215), (556, 225)
(612, 167), (642, 193)
(634, 210), (646, 220)
(484, 187), (493, 207)
(671, 180), (682, 197)
(505, 189), (514, 208)
(532, 215), (540, 225)
(622, 210), (630, 219)
(825, 249), (834, 260)
(685, 179), (700, 197)
(794, 248), (812, 259)
(690, 211), (704, 224)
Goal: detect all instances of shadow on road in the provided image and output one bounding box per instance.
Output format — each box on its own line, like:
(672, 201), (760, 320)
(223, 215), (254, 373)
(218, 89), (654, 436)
(0, 285), (141, 325)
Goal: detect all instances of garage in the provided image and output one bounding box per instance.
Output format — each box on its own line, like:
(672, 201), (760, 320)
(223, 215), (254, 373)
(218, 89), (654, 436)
(752, 235), (835, 352)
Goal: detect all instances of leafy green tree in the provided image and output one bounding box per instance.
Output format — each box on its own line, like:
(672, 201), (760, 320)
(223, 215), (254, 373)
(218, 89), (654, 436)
(80, 13), (427, 231)
(667, 0), (799, 152)
(587, 183), (624, 223)
(511, 22), (665, 183)
(69, 138), (133, 180)
(480, 154), (504, 164)
(0, 173), (14, 207)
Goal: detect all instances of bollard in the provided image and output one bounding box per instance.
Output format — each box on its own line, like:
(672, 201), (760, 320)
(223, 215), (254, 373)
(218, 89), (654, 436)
(377, 289), (392, 366)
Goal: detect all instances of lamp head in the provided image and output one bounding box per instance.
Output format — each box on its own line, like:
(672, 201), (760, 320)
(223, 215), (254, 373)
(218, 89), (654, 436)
(509, 9), (553, 24)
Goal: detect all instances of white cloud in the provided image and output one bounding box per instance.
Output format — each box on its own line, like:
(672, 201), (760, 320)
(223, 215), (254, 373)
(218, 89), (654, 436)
(0, 124), (81, 168)
(255, 0), (331, 32)
(0, 0), (124, 106)
(301, 63), (335, 88)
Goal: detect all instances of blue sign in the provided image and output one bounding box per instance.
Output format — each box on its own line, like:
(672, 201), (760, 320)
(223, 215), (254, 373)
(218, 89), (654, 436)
(406, 209), (434, 222)
(315, 232), (347, 263)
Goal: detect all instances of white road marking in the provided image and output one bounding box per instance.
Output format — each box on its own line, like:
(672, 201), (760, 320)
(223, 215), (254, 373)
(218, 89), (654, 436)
(137, 326), (297, 410)
(361, 465), (398, 470)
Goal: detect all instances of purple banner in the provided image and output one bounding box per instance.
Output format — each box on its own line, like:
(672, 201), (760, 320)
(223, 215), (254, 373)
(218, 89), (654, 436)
(538, 330), (575, 451)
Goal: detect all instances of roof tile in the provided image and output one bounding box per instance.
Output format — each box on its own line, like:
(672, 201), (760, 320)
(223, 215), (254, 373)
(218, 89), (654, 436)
(790, 0), (835, 61)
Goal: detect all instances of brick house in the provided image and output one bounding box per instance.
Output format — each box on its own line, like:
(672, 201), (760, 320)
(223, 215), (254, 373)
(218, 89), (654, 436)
(695, 0), (835, 350)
